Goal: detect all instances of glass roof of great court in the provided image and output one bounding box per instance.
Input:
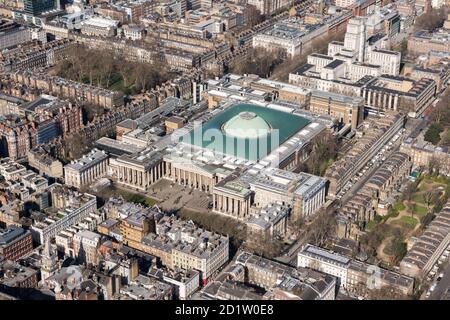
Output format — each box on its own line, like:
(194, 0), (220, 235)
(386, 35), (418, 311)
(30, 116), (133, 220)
(182, 103), (310, 161)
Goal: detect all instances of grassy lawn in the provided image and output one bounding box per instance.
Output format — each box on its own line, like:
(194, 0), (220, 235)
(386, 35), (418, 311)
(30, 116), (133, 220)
(420, 177), (449, 192)
(412, 194), (425, 204)
(391, 216), (418, 230)
(375, 174), (450, 262)
(123, 193), (158, 207)
(418, 181), (432, 192)
(429, 175), (450, 185)
(413, 205), (428, 217)
(400, 216), (418, 228)
(108, 186), (159, 207)
(394, 201), (406, 211)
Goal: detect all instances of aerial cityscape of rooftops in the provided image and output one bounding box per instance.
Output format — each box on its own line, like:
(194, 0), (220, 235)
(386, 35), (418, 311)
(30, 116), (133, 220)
(0, 0), (450, 304)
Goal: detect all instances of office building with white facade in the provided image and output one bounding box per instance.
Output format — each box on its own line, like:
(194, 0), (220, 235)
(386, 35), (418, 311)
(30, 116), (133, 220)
(64, 148), (109, 189)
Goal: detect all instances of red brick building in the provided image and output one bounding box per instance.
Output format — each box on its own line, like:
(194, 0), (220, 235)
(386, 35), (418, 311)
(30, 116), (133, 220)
(0, 226), (33, 262)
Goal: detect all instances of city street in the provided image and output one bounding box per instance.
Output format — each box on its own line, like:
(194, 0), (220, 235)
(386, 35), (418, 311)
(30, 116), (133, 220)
(340, 134), (403, 205)
(423, 249), (450, 300)
(427, 262), (450, 300)
(340, 115), (427, 206)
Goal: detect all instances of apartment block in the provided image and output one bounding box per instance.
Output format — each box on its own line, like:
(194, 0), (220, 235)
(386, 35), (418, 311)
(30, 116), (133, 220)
(408, 31), (450, 55)
(298, 244), (414, 296)
(400, 138), (450, 175)
(337, 152), (412, 240)
(118, 274), (172, 300)
(27, 146), (64, 178)
(149, 267), (200, 300)
(0, 20), (31, 50)
(72, 230), (101, 266)
(400, 200), (450, 278)
(0, 226), (33, 262)
(124, 215), (229, 285)
(0, 38), (72, 72)
(236, 251), (337, 300)
(0, 261), (38, 299)
(6, 70), (124, 108)
(325, 113), (405, 197)
(30, 184), (97, 244)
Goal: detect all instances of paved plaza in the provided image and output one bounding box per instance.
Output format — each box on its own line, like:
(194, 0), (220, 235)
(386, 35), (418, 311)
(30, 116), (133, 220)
(149, 179), (212, 213)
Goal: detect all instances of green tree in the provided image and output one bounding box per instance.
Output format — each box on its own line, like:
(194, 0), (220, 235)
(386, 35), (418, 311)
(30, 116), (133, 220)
(304, 131), (339, 175)
(424, 123), (443, 145)
(291, 216), (305, 237)
(433, 197), (444, 213)
(423, 191), (436, 208)
(409, 203), (417, 218)
(306, 209), (336, 247)
(414, 7), (449, 32)
(420, 212), (435, 230)
(394, 39), (408, 56)
(367, 286), (410, 300)
(428, 156), (442, 176)
(231, 47), (283, 78)
(441, 129), (450, 146)
(403, 181), (417, 203)
(390, 240), (407, 264)
(430, 89), (450, 126)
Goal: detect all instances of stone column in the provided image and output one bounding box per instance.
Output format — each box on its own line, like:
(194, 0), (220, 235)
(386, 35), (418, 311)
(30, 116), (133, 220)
(218, 194), (222, 211)
(237, 200), (241, 217)
(143, 171), (148, 187)
(150, 167), (154, 184)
